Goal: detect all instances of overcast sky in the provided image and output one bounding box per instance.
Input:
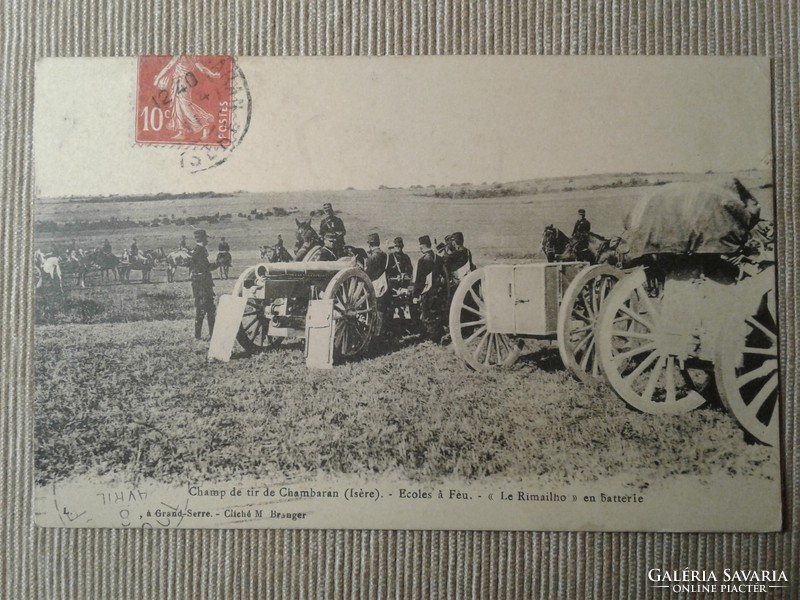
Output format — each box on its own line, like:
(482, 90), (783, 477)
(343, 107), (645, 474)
(35, 56), (772, 197)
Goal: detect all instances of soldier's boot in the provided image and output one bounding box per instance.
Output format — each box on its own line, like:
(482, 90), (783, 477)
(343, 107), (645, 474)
(195, 310), (205, 340)
(207, 307), (216, 338)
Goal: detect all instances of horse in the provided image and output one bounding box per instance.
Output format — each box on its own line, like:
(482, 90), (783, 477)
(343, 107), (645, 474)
(293, 219), (368, 265)
(165, 248), (192, 283)
(34, 251), (63, 293)
(58, 250), (87, 288)
(542, 227), (621, 265)
(84, 249), (120, 281)
(119, 251), (155, 283)
(215, 251), (232, 279)
(294, 218), (322, 261)
(541, 225), (570, 262)
(150, 247), (168, 265)
(260, 236), (294, 263)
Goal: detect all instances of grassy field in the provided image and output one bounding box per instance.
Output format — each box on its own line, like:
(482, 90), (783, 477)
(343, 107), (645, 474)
(35, 319), (776, 487)
(34, 170), (778, 487)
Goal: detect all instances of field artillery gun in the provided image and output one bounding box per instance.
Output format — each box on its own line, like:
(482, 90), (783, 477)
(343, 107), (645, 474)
(450, 178), (779, 445)
(216, 258), (378, 364)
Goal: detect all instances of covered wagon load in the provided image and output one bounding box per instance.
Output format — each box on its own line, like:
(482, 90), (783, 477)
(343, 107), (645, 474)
(618, 178), (763, 262)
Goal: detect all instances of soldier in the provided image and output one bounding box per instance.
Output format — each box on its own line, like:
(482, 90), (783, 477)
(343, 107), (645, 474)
(218, 236), (230, 253)
(385, 237), (414, 322)
(319, 202), (346, 251)
(413, 235), (448, 343)
(445, 231), (476, 287)
(179, 235), (188, 250)
(130, 238), (139, 258)
(102, 238), (112, 255)
(317, 232), (340, 261)
(364, 233), (390, 325)
(189, 229), (217, 340)
(571, 209), (592, 261)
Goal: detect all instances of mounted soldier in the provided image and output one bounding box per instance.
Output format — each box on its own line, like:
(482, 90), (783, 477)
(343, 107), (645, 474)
(189, 229), (218, 340)
(319, 202), (346, 253)
(571, 209), (592, 261)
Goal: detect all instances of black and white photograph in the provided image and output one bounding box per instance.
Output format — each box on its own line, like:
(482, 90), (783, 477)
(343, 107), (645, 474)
(33, 56), (780, 531)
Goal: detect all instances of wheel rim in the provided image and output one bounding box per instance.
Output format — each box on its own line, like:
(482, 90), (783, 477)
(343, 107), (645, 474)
(597, 269), (708, 414)
(558, 264), (622, 384)
(237, 299), (277, 351)
(302, 246), (323, 262)
(234, 267), (280, 352)
(448, 268), (520, 371)
(325, 268), (376, 357)
(715, 285), (779, 446)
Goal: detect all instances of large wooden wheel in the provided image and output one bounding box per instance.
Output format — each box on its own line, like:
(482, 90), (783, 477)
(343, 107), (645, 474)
(232, 266), (281, 353)
(715, 276), (779, 446)
(323, 267), (377, 358)
(596, 268), (709, 414)
(557, 264), (623, 384)
(449, 268), (522, 371)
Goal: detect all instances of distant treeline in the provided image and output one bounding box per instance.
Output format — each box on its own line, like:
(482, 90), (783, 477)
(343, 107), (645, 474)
(35, 212), (234, 233)
(57, 191), (231, 204)
(33, 206), (321, 233)
(418, 176), (669, 200)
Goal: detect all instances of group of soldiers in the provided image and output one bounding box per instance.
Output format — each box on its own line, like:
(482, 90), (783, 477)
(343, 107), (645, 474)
(313, 202), (476, 344)
(184, 201), (478, 345)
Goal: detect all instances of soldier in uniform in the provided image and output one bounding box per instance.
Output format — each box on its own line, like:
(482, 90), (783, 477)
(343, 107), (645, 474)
(179, 235), (188, 250)
(413, 235), (448, 343)
(445, 231), (476, 287)
(364, 233), (390, 326)
(385, 237), (414, 322)
(571, 209), (592, 261)
(130, 238), (139, 258)
(317, 232), (340, 261)
(189, 229), (217, 340)
(319, 202), (346, 252)
(102, 238), (112, 255)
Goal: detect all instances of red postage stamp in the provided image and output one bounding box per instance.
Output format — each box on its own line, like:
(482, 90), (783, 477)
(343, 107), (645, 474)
(135, 55), (234, 146)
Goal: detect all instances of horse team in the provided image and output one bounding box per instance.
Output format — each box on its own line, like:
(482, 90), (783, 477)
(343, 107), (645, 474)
(33, 242), (231, 292)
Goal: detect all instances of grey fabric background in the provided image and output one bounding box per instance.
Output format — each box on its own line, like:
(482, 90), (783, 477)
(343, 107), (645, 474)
(1, 1), (797, 598)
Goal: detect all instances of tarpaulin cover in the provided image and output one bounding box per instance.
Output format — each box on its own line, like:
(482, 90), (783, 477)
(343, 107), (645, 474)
(620, 178), (761, 261)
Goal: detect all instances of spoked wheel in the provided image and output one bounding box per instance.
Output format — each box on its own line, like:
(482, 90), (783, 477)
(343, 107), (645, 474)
(597, 268), (709, 414)
(557, 264), (623, 384)
(233, 266), (281, 352)
(448, 268), (522, 371)
(323, 267), (377, 358)
(715, 277), (780, 446)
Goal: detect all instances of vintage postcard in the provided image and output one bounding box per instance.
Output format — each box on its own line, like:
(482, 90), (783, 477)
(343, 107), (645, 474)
(33, 56), (780, 530)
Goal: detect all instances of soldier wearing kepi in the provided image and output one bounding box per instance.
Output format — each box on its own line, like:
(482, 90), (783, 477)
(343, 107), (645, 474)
(189, 229), (217, 340)
(386, 237), (415, 322)
(317, 232), (340, 261)
(445, 231), (476, 287)
(413, 235), (448, 343)
(319, 202), (346, 253)
(364, 233), (390, 326)
(571, 209), (592, 261)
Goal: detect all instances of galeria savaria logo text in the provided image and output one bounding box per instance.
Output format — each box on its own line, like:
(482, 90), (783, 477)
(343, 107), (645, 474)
(647, 568), (789, 594)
